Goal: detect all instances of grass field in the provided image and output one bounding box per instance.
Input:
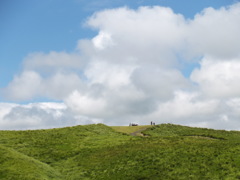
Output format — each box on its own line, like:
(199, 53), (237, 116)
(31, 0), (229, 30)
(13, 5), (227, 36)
(1, 123), (240, 179)
(110, 125), (151, 134)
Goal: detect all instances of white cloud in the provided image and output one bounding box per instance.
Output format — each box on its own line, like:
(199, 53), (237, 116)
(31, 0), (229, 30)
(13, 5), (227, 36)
(0, 102), (102, 130)
(0, 102), (66, 130)
(42, 72), (85, 100)
(191, 58), (240, 98)
(92, 31), (115, 50)
(86, 6), (187, 67)
(3, 71), (84, 101)
(23, 51), (84, 72)
(85, 61), (136, 88)
(0, 103), (18, 120)
(131, 65), (190, 100)
(3, 71), (42, 101)
(226, 98), (240, 115)
(65, 90), (107, 117)
(187, 3), (240, 59)
(153, 91), (219, 120)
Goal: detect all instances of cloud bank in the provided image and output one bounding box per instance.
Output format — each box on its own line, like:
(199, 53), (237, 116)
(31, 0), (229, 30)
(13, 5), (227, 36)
(1, 3), (240, 130)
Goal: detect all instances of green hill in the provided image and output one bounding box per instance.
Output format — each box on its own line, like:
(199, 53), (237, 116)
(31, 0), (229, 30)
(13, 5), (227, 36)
(111, 125), (150, 134)
(0, 145), (61, 180)
(1, 123), (240, 179)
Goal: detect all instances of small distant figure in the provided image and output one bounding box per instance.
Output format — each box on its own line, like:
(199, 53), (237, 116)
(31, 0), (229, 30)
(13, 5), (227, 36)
(151, 121), (156, 126)
(129, 123), (138, 126)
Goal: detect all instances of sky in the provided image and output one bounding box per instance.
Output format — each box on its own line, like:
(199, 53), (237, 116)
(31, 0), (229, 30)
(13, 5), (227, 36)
(1, 0), (240, 130)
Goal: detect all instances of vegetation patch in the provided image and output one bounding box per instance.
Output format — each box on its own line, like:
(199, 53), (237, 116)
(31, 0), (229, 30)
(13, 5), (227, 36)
(110, 125), (151, 134)
(184, 135), (226, 140)
(0, 145), (61, 180)
(1, 123), (240, 179)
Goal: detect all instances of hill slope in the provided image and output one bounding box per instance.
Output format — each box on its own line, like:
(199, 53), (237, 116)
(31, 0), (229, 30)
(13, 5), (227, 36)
(0, 145), (61, 180)
(111, 125), (151, 134)
(1, 123), (240, 179)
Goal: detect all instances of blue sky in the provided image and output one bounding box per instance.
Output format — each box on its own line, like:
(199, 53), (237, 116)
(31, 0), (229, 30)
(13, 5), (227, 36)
(1, 0), (240, 130)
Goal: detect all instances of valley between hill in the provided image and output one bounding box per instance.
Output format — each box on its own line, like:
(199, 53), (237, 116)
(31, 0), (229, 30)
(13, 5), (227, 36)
(1, 124), (240, 179)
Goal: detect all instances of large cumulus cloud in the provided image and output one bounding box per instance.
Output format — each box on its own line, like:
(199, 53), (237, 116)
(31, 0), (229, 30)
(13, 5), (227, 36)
(187, 3), (240, 59)
(1, 3), (240, 130)
(191, 58), (240, 98)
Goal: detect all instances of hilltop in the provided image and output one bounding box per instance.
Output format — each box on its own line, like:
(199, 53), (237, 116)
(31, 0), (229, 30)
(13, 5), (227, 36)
(1, 123), (240, 179)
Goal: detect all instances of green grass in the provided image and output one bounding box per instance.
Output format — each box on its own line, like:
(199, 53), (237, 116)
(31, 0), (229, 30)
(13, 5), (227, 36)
(110, 125), (151, 134)
(0, 145), (61, 180)
(1, 123), (240, 179)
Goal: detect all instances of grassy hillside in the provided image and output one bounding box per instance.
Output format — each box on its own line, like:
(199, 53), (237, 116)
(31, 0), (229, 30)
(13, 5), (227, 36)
(1, 123), (240, 179)
(0, 145), (61, 180)
(111, 125), (151, 134)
